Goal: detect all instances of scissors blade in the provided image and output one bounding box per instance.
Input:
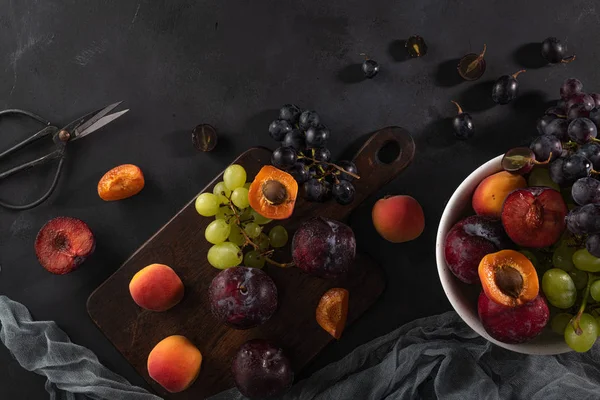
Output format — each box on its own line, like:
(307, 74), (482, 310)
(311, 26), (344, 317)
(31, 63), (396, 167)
(72, 109), (129, 141)
(71, 101), (123, 137)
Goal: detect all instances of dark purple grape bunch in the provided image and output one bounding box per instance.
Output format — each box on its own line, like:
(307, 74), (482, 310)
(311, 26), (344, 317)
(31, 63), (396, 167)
(269, 104), (359, 205)
(533, 78), (600, 186)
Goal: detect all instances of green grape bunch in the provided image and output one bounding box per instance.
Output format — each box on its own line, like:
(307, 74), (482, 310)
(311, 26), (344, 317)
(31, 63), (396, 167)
(195, 164), (292, 270)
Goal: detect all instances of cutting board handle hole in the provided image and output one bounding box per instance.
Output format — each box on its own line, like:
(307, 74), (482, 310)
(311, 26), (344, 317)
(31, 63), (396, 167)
(377, 140), (401, 164)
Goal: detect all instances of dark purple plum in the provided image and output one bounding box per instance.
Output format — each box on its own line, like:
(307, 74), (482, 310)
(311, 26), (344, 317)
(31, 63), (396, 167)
(232, 339), (294, 399)
(292, 217), (356, 278)
(444, 216), (512, 284)
(208, 267), (277, 329)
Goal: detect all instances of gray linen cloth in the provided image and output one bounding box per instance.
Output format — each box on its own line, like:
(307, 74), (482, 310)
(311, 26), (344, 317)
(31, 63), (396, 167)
(0, 295), (160, 400)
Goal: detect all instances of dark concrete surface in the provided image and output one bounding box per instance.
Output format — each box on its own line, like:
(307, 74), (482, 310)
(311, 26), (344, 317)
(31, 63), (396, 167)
(0, 0), (597, 398)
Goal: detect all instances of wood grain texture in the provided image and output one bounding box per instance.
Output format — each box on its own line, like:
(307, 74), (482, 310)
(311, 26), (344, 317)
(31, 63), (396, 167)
(87, 126), (415, 399)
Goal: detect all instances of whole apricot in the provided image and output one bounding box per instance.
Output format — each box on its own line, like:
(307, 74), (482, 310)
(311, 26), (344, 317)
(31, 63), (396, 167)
(129, 264), (184, 311)
(147, 335), (202, 393)
(98, 164), (145, 201)
(472, 171), (526, 217)
(372, 195), (424, 243)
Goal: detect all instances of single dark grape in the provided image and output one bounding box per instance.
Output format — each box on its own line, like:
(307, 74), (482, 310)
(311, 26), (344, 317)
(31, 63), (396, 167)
(332, 180), (355, 205)
(590, 93), (600, 109)
(299, 110), (320, 130)
(560, 78), (583, 99)
(305, 125), (330, 147)
(336, 160), (358, 181)
(288, 163), (310, 183)
(362, 59), (380, 78)
(406, 35), (428, 57)
(537, 115), (556, 135)
(568, 118), (597, 144)
(541, 37), (568, 64)
(268, 119), (292, 141)
(567, 93), (595, 111)
(492, 71), (524, 105)
(587, 234), (600, 258)
(271, 147), (297, 169)
(567, 104), (590, 120)
(282, 129), (305, 150)
(304, 178), (330, 202)
(566, 204), (600, 235)
(451, 101), (474, 139)
(589, 109), (600, 129)
(192, 124), (218, 152)
(544, 118), (569, 140)
(312, 147), (331, 162)
(457, 45), (486, 81)
(530, 135), (562, 162)
(279, 104), (302, 124)
(549, 158), (567, 185)
(563, 154), (593, 182)
(577, 142), (600, 170)
(572, 177), (600, 206)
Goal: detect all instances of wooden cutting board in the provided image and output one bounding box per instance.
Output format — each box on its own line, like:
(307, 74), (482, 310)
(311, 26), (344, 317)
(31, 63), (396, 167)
(87, 126), (415, 399)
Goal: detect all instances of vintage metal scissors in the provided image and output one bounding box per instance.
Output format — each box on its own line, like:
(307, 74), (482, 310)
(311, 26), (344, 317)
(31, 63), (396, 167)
(0, 102), (128, 210)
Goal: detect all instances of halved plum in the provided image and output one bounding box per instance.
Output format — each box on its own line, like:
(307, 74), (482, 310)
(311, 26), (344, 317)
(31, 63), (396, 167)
(501, 187), (567, 248)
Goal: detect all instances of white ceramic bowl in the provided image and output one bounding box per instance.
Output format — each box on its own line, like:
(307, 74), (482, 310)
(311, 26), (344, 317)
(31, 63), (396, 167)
(435, 155), (571, 355)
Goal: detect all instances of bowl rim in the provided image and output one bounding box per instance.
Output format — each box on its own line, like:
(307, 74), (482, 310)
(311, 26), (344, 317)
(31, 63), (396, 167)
(435, 154), (571, 355)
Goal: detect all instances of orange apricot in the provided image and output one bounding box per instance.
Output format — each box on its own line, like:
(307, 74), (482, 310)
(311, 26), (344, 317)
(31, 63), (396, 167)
(248, 165), (298, 220)
(98, 164), (145, 201)
(372, 195), (425, 243)
(472, 171), (527, 218)
(129, 264), (184, 312)
(316, 288), (349, 339)
(147, 335), (202, 393)
(478, 250), (539, 307)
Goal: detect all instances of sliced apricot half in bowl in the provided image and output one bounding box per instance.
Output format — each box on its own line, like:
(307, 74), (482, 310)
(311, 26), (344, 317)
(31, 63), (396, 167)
(478, 249), (539, 307)
(248, 165), (298, 220)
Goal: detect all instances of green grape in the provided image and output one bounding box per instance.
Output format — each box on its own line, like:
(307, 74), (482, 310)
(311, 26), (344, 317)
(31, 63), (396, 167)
(518, 249), (538, 268)
(244, 222), (262, 239)
(215, 206), (234, 220)
(244, 250), (266, 268)
(195, 193), (220, 217)
(223, 164), (247, 190)
(591, 280), (600, 302)
(573, 249), (600, 272)
(205, 219), (231, 244)
(570, 269), (589, 291)
(269, 225), (288, 248)
(551, 313), (573, 335)
(542, 268), (577, 309)
(250, 208), (272, 225)
(213, 181), (231, 204)
(239, 207), (252, 221)
(565, 313), (599, 352)
(553, 244), (575, 272)
(207, 242), (243, 269)
(244, 182), (251, 190)
(528, 167), (560, 191)
(256, 233), (270, 251)
(231, 188), (250, 209)
(228, 224), (245, 246)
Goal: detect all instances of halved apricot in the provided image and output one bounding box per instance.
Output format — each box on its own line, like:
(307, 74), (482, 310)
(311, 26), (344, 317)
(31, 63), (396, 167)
(316, 288), (349, 339)
(98, 164), (145, 201)
(478, 249), (539, 307)
(248, 165), (298, 220)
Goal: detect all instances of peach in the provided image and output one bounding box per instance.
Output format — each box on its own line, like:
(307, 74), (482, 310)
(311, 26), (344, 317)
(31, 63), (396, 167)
(147, 335), (202, 393)
(372, 195), (425, 243)
(129, 264), (184, 311)
(472, 171), (526, 217)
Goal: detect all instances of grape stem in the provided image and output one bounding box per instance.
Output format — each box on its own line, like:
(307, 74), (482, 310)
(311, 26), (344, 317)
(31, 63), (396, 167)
(511, 69), (526, 79)
(532, 152), (553, 166)
(465, 44), (486, 74)
(561, 55), (576, 64)
(298, 155), (360, 179)
(451, 100), (464, 115)
(572, 272), (593, 335)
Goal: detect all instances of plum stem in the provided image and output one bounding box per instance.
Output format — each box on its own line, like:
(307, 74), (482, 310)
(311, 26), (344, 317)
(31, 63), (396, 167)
(572, 272), (593, 335)
(465, 44), (486, 74)
(451, 100), (464, 115)
(512, 69), (526, 79)
(298, 155), (360, 179)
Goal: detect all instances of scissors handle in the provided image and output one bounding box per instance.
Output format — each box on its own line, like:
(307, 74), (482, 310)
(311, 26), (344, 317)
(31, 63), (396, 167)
(0, 109), (66, 211)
